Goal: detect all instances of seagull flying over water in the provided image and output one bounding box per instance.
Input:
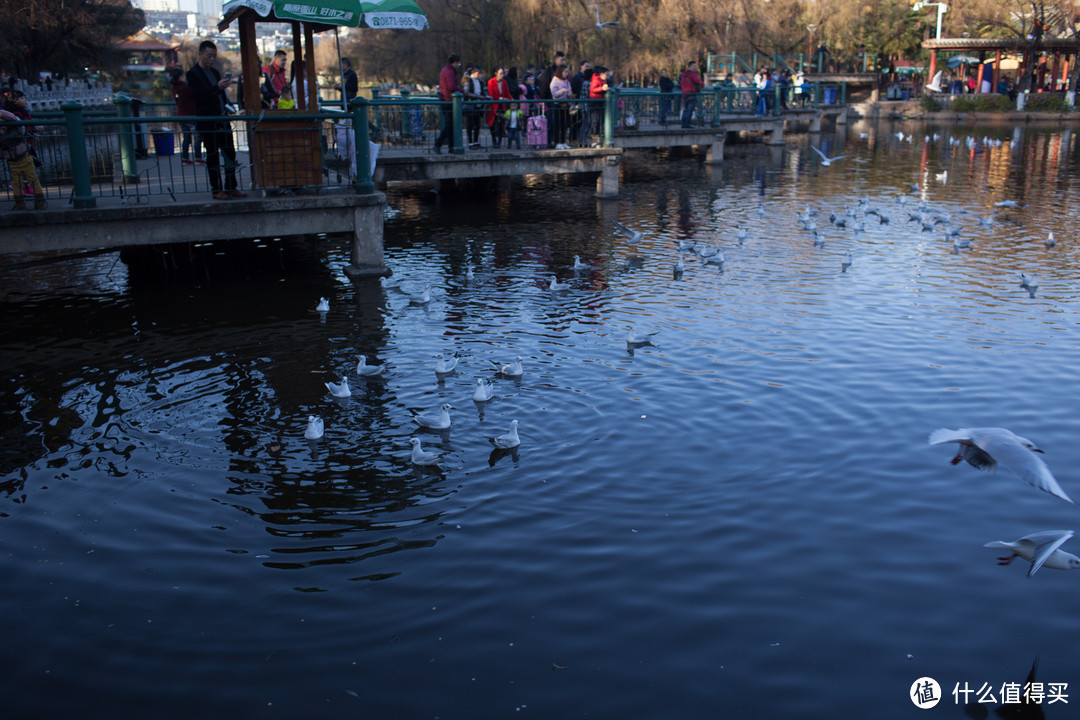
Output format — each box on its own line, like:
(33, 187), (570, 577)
(929, 427), (1073, 503)
(612, 220), (646, 244)
(594, 4), (619, 28)
(304, 415), (324, 440)
(985, 530), (1080, 578)
(413, 403), (454, 430)
(489, 419), (521, 449)
(409, 437), (441, 466)
(325, 377), (351, 398)
(810, 144), (848, 167)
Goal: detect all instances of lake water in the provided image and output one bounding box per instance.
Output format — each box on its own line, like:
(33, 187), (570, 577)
(3, 120), (1080, 718)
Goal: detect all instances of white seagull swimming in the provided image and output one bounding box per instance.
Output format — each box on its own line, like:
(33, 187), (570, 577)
(315, 297), (330, 313)
(810, 144), (848, 167)
(356, 355), (384, 377)
(573, 255), (590, 271)
(325, 377), (351, 398)
(413, 403), (454, 430)
(984, 530), (1080, 577)
(409, 437), (441, 466)
(626, 327), (658, 346)
(408, 286), (433, 305)
(490, 419), (520, 449)
(929, 427), (1073, 503)
(493, 355), (524, 377)
(304, 415), (324, 440)
(473, 378), (495, 402)
(434, 353), (458, 375)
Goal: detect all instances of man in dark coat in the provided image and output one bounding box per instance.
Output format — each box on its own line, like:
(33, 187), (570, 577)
(186, 40), (246, 199)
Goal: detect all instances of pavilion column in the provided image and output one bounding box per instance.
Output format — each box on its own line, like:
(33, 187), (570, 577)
(976, 62), (985, 93)
(239, 13), (260, 111)
(927, 50), (937, 87)
(993, 50), (1000, 94)
(1051, 52), (1060, 92)
(304, 23), (317, 110)
(292, 22), (305, 110)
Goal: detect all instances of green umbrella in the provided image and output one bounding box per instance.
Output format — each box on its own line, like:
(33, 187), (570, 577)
(220, 0), (427, 30)
(220, 0), (427, 109)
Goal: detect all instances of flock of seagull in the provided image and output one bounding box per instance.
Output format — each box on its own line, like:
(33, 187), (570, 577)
(306, 295), (525, 467)
(306, 139), (1068, 572)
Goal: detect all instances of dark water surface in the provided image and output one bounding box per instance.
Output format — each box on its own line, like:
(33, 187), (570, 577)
(3, 120), (1080, 718)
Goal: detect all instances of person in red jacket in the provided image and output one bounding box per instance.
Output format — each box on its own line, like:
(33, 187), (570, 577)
(433, 54), (463, 154)
(169, 67), (203, 164)
(485, 66), (511, 148)
(584, 65), (610, 145)
(679, 60), (704, 128)
(261, 50), (289, 107)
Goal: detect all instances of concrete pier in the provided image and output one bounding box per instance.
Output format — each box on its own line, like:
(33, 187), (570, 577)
(0, 192), (389, 276)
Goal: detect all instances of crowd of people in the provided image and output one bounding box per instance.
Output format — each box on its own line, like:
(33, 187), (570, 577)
(434, 51), (624, 153)
(431, 51), (818, 153)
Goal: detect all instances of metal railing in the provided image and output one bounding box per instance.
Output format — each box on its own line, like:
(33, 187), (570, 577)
(2, 85), (845, 207)
(2, 95), (375, 208)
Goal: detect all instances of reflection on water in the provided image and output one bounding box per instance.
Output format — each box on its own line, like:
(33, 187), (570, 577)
(2, 121), (1080, 718)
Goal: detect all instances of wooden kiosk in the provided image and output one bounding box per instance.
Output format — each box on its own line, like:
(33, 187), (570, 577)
(218, 8), (330, 190)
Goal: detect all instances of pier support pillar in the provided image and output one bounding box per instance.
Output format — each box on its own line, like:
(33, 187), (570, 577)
(344, 193), (388, 278)
(595, 155), (620, 198)
(809, 112), (822, 133)
(706, 134), (725, 164)
(765, 121), (784, 146)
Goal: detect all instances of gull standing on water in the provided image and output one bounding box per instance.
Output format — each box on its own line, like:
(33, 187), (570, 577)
(490, 419), (520, 449)
(434, 353), (458, 375)
(984, 530), (1080, 578)
(473, 378), (495, 402)
(356, 355), (384, 377)
(626, 327), (658, 346)
(413, 403), (454, 430)
(493, 356), (524, 378)
(929, 427), (1073, 503)
(409, 438), (441, 466)
(325, 377), (351, 398)
(304, 416), (324, 440)
(1019, 273), (1039, 297)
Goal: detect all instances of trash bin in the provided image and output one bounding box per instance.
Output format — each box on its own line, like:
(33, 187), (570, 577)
(151, 127), (174, 156)
(823, 87), (838, 105)
(900, 88), (910, 101)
